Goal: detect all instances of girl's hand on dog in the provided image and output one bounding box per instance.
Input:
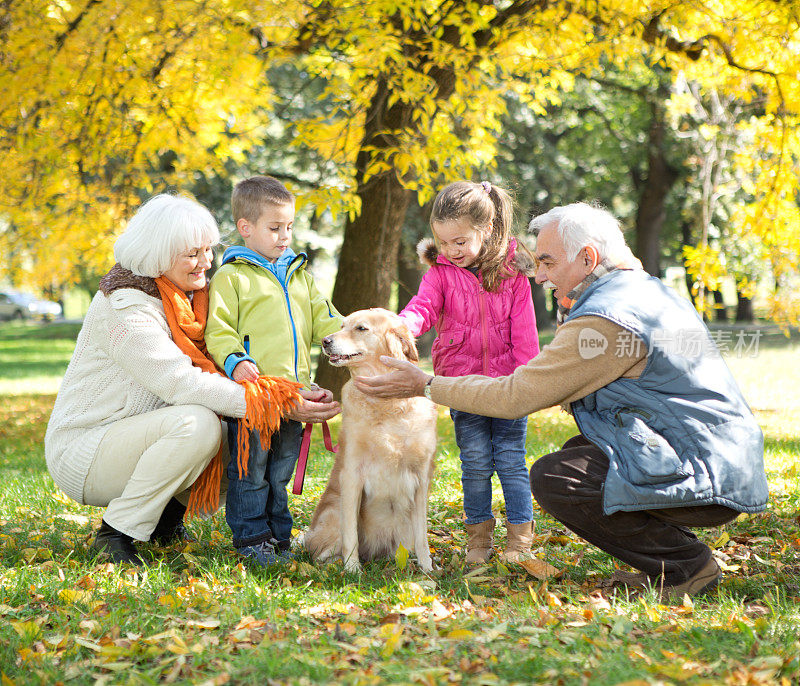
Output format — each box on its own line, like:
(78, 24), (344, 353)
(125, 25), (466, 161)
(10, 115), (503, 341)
(353, 357), (432, 398)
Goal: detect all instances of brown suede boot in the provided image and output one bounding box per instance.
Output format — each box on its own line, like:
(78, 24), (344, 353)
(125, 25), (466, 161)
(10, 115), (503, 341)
(499, 521), (533, 563)
(465, 519), (495, 564)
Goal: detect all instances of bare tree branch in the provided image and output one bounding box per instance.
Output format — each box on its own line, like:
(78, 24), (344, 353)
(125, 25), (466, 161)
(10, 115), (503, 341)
(54, 0), (103, 50)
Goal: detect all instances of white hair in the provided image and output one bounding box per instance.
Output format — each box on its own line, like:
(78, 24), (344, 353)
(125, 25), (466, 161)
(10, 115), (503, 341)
(114, 194), (220, 277)
(528, 202), (628, 262)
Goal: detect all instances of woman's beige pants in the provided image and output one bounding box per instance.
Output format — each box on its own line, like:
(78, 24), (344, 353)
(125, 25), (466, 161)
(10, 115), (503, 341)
(83, 405), (229, 541)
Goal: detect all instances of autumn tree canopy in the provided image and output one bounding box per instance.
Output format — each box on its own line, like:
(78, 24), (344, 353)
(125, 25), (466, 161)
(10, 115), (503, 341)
(1, 0), (798, 329)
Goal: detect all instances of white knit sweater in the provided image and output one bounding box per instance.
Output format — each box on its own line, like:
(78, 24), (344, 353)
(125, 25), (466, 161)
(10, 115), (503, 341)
(45, 288), (247, 503)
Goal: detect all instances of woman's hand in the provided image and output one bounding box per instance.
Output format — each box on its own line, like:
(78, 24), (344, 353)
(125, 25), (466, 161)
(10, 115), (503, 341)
(287, 387), (341, 423)
(305, 383), (334, 404)
(353, 357), (432, 398)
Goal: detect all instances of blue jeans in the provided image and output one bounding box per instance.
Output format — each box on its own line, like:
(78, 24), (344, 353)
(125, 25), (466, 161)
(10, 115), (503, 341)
(226, 419), (304, 548)
(450, 410), (533, 525)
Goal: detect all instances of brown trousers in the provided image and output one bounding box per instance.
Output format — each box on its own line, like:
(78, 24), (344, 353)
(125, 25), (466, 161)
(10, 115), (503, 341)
(530, 435), (738, 585)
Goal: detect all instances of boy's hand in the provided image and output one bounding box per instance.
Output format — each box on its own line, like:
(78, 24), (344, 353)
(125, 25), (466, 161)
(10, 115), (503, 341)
(232, 360), (260, 383)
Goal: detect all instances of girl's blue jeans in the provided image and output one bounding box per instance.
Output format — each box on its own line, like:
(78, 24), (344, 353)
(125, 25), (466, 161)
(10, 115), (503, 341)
(450, 410), (533, 525)
(225, 418), (303, 548)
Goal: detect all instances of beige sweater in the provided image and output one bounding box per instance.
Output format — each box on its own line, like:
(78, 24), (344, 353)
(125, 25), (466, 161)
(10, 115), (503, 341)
(45, 288), (247, 503)
(429, 315), (646, 419)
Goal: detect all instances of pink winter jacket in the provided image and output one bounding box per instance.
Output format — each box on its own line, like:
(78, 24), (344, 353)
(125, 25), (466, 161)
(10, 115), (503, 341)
(399, 238), (540, 378)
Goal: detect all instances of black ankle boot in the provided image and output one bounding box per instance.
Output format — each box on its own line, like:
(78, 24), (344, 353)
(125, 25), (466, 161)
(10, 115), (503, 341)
(151, 498), (192, 545)
(91, 520), (142, 565)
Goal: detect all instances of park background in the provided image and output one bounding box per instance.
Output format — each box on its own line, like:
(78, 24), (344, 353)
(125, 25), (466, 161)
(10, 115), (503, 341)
(1, 1), (800, 683)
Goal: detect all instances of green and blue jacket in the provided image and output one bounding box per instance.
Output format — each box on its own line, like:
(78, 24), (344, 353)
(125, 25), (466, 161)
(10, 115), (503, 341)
(206, 246), (342, 387)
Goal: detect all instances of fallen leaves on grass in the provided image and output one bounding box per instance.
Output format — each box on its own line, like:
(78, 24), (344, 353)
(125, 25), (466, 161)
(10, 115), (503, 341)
(517, 558), (562, 580)
(2, 389), (800, 684)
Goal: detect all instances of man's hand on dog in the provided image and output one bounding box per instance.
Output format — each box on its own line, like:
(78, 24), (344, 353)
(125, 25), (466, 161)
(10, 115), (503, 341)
(288, 387), (340, 422)
(353, 357), (432, 398)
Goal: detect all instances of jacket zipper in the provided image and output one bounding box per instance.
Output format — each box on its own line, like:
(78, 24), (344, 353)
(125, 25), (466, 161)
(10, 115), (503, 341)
(260, 257), (302, 383)
(283, 259), (302, 382)
(478, 284), (489, 375)
(445, 261), (490, 374)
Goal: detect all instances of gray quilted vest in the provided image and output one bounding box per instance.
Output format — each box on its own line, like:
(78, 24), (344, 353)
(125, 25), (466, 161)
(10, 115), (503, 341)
(566, 269), (768, 515)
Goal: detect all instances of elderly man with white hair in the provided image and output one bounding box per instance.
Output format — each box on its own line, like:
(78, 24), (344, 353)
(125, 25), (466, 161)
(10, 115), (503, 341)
(355, 201), (767, 601)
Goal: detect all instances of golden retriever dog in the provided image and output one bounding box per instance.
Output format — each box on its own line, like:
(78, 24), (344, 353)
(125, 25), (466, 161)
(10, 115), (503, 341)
(302, 308), (438, 573)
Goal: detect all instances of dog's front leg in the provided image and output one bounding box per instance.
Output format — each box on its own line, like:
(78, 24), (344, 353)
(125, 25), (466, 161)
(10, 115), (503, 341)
(412, 483), (433, 572)
(339, 465), (364, 573)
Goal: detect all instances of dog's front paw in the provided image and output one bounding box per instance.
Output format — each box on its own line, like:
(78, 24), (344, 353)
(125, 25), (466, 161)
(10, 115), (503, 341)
(417, 555), (433, 573)
(343, 557), (362, 574)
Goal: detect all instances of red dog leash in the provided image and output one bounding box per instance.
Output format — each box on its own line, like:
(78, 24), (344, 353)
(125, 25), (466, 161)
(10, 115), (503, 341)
(292, 421), (337, 494)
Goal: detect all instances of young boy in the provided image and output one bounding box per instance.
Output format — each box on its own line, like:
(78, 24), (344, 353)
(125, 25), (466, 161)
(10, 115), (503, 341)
(206, 175), (342, 568)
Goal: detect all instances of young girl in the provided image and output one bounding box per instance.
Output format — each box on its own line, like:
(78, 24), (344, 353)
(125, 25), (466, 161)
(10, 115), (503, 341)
(399, 180), (540, 564)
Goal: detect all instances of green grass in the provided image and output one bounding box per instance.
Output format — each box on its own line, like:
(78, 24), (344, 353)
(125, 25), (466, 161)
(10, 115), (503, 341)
(1, 321), (799, 684)
(0, 321), (83, 395)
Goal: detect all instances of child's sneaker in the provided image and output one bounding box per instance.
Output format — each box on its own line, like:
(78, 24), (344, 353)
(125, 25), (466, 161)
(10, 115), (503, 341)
(236, 540), (284, 567)
(274, 539), (296, 560)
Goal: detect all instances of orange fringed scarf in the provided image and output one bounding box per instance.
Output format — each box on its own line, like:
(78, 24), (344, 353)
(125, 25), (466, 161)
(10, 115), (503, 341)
(154, 276), (302, 516)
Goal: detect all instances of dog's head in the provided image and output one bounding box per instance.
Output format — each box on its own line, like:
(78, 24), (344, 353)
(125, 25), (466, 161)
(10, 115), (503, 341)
(321, 308), (419, 372)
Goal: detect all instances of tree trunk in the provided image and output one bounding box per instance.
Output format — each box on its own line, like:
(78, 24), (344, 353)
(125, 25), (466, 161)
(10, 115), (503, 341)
(736, 291), (754, 322)
(314, 78), (413, 396)
(397, 235), (434, 358)
(634, 98), (679, 277)
(396, 240), (419, 313)
(531, 279), (552, 331)
(712, 289), (728, 322)
(680, 220), (697, 309)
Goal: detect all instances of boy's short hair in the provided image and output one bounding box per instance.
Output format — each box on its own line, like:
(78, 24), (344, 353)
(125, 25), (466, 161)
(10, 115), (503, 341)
(232, 176), (294, 223)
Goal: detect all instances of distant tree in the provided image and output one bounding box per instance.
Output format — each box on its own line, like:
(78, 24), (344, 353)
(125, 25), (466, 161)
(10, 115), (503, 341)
(2, 0), (798, 367)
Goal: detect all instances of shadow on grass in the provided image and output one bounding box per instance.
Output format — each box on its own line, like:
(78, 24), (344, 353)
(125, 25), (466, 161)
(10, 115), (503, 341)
(722, 576), (800, 603)
(0, 320), (82, 341)
(0, 358), (74, 378)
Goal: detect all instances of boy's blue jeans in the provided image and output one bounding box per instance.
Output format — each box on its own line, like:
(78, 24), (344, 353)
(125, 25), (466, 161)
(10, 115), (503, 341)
(226, 418), (304, 549)
(450, 410), (533, 526)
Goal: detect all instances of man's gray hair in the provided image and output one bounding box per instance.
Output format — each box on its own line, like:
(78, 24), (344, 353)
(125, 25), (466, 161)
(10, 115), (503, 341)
(114, 194), (220, 278)
(528, 202), (628, 262)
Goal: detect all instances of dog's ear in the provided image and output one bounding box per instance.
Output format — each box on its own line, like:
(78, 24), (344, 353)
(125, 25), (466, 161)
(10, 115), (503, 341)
(388, 322), (419, 362)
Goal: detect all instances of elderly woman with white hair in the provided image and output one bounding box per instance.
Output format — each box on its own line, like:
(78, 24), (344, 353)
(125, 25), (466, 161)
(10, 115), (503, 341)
(356, 201), (767, 603)
(45, 194), (339, 565)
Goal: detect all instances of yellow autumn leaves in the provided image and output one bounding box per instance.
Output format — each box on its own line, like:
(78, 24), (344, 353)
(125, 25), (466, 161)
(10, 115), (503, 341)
(2, 0), (799, 314)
